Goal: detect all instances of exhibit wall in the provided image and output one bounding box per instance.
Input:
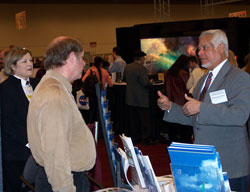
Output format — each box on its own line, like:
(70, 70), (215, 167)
(117, 17), (250, 69)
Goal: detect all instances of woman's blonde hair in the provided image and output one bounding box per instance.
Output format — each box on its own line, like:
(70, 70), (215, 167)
(4, 47), (32, 75)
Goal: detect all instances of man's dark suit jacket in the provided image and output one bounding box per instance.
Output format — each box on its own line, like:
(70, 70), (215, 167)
(124, 61), (150, 108)
(0, 75), (39, 161)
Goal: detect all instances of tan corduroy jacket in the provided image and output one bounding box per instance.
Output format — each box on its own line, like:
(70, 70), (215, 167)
(27, 70), (96, 192)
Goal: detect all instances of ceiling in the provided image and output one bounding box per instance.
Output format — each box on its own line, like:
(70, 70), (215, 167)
(0, 0), (249, 4)
(0, 0), (208, 4)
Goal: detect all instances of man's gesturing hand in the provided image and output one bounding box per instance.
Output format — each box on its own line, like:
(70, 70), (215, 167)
(182, 94), (201, 116)
(157, 91), (172, 111)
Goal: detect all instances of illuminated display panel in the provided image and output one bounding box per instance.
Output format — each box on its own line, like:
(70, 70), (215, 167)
(140, 36), (198, 74)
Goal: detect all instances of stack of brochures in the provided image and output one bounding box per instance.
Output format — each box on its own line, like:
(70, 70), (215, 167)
(167, 142), (231, 192)
(100, 90), (116, 170)
(117, 134), (162, 191)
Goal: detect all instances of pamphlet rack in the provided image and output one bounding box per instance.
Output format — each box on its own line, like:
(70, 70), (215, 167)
(95, 83), (131, 190)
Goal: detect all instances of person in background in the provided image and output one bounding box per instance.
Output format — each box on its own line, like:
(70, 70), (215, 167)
(35, 59), (46, 80)
(158, 29), (250, 191)
(186, 55), (208, 94)
(102, 60), (110, 72)
(102, 55), (111, 71)
(27, 36), (96, 192)
(243, 52), (250, 141)
(242, 52), (250, 73)
(228, 49), (238, 67)
(82, 56), (113, 90)
(0, 47), (39, 192)
(163, 54), (193, 143)
(124, 50), (153, 145)
(82, 56), (113, 124)
(109, 46), (126, 79)
(187, 55), (199, 73)
(0, 48), (10, 83)
(164, 54), (190, 105)
(0, 49), (5, 69)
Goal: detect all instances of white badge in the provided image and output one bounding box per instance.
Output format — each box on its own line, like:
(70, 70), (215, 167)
(209, 89), (228, 104)
(26, 85), (33, 100)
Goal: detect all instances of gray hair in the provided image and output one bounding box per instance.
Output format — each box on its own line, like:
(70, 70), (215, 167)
(199, 29), (229, 57)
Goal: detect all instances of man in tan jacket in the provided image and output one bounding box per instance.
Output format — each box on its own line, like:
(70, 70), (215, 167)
(27, 36), (96, 192)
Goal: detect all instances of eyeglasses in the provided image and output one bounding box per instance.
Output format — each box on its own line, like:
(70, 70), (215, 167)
(75, 52), (85, 61)
(197, 45), (210, 52)
(9, 47), (27, 57)
(13, 47), (26, 51)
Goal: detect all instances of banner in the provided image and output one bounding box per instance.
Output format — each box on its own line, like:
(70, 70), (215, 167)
(16, 11), (27, 30)
(229, 10), (247, 18)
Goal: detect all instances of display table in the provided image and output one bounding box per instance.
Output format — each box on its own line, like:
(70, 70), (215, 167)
(94, 175), (175, 191)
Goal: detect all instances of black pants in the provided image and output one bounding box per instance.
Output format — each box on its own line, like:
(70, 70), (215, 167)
(229, 175), (249, 192)
(126, 105), (151, 142)
(35, 166), (90, 192)
(167, 122), (193, 143)
(3, 160), (26, 192)
(88, 96), (98, 124)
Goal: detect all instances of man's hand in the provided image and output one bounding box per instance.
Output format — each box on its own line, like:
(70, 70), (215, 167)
(157, 91), (171, 111)
(182, 94), (201, 116)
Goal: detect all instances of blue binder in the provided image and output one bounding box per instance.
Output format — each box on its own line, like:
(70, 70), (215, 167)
(168, 142), (226, 192)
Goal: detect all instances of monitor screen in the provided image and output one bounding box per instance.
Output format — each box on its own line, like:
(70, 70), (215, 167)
(140, 36), (199, 74)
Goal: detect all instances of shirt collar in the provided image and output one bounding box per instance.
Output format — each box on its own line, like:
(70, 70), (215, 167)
(115, 56), (121, 61)
(209, 59), (227, 78)
(134, 60), (141, 64)
(14, 75), (30, 87)
(46, 70), (72, 92)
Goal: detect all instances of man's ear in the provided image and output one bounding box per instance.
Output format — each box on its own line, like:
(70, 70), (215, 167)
(218, 43), (225, 54)
(64, 52), (76, 65)
(67, 51), (75, 61)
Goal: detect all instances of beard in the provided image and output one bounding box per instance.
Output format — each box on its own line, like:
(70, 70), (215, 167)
(201, 62), (211, 69)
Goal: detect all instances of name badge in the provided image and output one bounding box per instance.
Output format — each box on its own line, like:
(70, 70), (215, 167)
(26, 85), (33, 100)
(209, 89), (228, 104)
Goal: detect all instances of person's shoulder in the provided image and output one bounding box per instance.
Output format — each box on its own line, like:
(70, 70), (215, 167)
(0, 75), (16, 88)
(129, 62), (141, 69)
(227, 64), (250, 85)
(120, 57), (126, 64)
(33, 79), (67, 107)
(178, 69), (189, 76)
(30, 77), (40, 85)
(37, 77), (64, 96)
(101, 67), (109, 74)
(125, 62), (134, 68)
(193, 67), (202, 73)
(116, 56), (126, 63)
(230, 64), (249, 77)
(179, 69), (189, 73)
(0, 77), (9, 87)
(0, 76), (20, 98)
(192, 68), (207, 75)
